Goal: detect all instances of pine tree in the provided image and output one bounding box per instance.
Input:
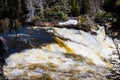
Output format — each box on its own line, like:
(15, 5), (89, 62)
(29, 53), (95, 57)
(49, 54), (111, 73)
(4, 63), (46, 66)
(69, 0), (80, 16)
(19, 0), (28, 27)
(0, 0), (9, 19)
(103, 0), (120, 35)
(0, 0), (28, 33)
(80, 0), (90, 15)
(44, 0), (70, 21)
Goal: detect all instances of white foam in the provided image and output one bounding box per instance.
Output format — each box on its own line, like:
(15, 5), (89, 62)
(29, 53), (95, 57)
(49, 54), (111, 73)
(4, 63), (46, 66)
(4, 26), (116, 79)
(59, 20), (78, 25)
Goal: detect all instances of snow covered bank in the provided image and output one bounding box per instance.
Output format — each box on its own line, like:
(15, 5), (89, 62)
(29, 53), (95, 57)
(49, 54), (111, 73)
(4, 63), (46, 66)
(59, 20), (78, 25)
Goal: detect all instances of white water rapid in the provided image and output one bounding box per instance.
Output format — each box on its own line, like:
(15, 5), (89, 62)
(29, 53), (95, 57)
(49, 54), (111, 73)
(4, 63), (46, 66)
(3, 25), (115, 80)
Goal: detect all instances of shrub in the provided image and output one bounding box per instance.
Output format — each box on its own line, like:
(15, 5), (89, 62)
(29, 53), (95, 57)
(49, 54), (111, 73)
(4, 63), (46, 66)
(57, 11), (68, 21)
(77, 15), (99, 31)
(44, 7), (68, 21)
(80, 0), (91, 15)
(69, 0), (80, 16)
(44, 7), (54, 21)
(32, 16), (41, 22)
(33, 0), (70, 22)
(77, 15), (88, 25)
(94, 11), (115, 23)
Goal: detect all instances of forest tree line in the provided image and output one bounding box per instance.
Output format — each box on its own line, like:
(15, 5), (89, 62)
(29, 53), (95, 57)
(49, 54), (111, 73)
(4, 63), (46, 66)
(0, 0), (120, 36)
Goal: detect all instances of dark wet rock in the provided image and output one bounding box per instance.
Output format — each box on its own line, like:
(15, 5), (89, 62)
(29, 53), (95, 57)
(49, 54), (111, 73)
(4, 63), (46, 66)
(91, 31), (98, 36)
(0, 37), (9, 80)
(5, 37), (33, 53)
(0, 37), (9, 64)
(28, 38), (44, 48)
(1, 27), (55, 54)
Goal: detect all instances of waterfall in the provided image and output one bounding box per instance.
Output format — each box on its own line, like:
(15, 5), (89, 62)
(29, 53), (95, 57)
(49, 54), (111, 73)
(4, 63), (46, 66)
(3, 24), (116, 79)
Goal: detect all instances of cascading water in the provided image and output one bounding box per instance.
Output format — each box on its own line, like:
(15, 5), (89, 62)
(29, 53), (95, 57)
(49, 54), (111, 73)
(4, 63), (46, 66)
(3, 22), (116, 80)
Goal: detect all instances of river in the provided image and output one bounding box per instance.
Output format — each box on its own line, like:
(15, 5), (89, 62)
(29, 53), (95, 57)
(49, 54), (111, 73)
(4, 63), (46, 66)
(2, 25), (116, 80)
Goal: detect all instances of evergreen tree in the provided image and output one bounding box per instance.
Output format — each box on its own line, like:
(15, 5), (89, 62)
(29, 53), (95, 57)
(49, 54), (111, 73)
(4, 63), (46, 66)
(103, 0), (120, 35)
(0, 0), (28, 33)
(0, 0), (9, 19)
(80, 0), (90, 15)
(19, 0), (28, 27)
(69, 0), (80, 16)
(44, 0), (70, 21)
